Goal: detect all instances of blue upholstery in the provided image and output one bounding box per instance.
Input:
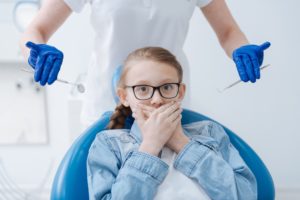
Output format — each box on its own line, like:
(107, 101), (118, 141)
(50, 109), (275, 200)
(111, 65), (123, 104)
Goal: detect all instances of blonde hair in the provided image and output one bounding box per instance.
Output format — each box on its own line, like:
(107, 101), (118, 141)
(107, 47), (183, 129)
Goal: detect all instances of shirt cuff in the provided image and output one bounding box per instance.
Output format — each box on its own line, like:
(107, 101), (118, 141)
(174, 140), (210, 176)
(123, 151), (169, 183)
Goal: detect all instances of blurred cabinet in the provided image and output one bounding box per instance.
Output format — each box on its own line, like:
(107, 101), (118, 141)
(0, 62), (49, 145)
(0, 1), (48, 144)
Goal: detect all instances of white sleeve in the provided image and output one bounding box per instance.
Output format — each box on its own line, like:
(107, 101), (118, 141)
(64, 0), (91, 13)
(196, 0), (213, 8)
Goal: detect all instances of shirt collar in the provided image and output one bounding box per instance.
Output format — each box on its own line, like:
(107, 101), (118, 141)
(129, 120), (143, 144)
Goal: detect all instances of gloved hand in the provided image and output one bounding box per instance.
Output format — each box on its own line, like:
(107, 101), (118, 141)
(26, 41), (64, 86)
(232, 41), (271, 83)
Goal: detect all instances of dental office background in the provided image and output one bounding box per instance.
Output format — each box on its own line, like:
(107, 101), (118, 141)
(0, 0), (299, 199)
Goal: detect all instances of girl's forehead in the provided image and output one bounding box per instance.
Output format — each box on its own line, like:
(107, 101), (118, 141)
(125, 60), (179, 85)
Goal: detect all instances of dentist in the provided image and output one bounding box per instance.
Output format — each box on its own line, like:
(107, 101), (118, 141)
(20, 0), (270, 126)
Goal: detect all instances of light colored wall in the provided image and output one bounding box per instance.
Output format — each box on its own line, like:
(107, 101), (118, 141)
(0, 0), (299, 199)
(185, 0), (300, 194)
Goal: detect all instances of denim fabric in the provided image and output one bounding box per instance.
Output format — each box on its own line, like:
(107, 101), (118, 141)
(87, 120), (257, 200)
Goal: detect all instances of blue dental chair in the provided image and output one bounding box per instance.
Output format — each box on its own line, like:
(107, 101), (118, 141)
(51, 67), (275, 200)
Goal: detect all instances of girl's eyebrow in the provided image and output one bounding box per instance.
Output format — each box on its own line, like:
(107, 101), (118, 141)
(131, 79), (179, 86)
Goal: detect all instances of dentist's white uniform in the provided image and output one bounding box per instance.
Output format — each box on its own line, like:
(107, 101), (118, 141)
(64, 0), (212, 126)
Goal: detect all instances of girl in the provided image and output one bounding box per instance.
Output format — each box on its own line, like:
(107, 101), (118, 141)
(87, 47), (257, 200)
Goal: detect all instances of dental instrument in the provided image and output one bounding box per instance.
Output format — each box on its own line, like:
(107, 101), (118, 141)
(217, 64), (271, 93)
(20, 68), (85, 93)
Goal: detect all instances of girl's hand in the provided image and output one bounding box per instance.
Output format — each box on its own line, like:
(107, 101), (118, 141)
(137, 103), (189, 154)
(133, 101), (182, 156)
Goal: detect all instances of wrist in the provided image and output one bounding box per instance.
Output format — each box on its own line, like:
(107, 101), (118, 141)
(139, 142), (161, 156)
(167, 134), (190, 154)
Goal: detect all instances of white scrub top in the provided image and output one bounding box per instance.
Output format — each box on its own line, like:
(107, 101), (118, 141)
(64, 0), (213, 125)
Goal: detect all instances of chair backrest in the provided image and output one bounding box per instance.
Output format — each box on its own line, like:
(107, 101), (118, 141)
(50, 109), (275, 200)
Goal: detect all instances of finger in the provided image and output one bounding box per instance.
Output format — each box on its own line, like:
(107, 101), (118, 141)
(132, 112), (136, 119)
(48, 58), (62, 85)
(132, 109), (138, 119)
(160, 102), (181, 119)
(138, 104), (155, 113)
(153, 101), (176, 115)
(175, 114), (182, 124)
(234, 56), (249, 82)
(242, 54), (256, 83)
(29, 48), (38, 57)
(27, 45), (39, 68)
(141, 109), (152, 118)
(138, 104), (155, 118)
(167, 114), (182, 134)
(40, 55), (55, 86)
(171, 114), (182, 128)
(28, 55), (37, 69)
(168, 107), (182, 122)
(259, 41), (271, 51)
(134, 105), (151, 118)
(26, 41), (39, 51)
(250, 54), (260, 79)
(135, 107), (146, 124)
(34, 55), (47, 82)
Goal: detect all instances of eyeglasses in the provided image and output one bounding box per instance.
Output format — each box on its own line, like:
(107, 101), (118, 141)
(126, 83), (180, 100)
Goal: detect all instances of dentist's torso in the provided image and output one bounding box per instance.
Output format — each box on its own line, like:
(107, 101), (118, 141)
(64, 0), (212, 125)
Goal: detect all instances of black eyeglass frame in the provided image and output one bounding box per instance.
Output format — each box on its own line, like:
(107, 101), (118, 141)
(125, 83), (181, 100)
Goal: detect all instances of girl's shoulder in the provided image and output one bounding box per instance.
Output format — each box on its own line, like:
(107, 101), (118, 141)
(183, 120), (228, 141)
(183, 120), (222, 132)
(95, 128), (131, 139)
(92, 129), (139, 161)
(94, 128), (137, 145)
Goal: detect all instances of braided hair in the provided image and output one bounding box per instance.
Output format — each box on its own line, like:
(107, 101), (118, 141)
(107, 103), (132, 129)
(107, 47), (183, 129)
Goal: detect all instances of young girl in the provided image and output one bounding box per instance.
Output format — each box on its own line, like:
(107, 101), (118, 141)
(87, 47), (257, 200)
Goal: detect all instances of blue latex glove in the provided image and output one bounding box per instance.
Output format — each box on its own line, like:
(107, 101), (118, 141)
(232, 41), (271, 83)
(26, 41), (64, 86)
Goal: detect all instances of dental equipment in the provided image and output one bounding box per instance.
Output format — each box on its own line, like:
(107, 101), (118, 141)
(20, 68), (85, 93)
(217, 64), (271, 93)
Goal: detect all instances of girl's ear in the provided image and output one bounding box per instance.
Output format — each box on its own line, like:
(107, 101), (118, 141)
(178, 83), (186, 101)
(117, 88), (129, 107)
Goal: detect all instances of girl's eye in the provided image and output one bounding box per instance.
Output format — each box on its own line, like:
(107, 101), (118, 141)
(162, 84), (173, 91)
(135, 86), (150, 94)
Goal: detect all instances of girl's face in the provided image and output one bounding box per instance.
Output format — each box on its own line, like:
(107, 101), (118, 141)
(118, 60), (186, 109)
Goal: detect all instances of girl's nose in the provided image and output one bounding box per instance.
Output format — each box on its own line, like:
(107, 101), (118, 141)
(150, 89), (163, 106)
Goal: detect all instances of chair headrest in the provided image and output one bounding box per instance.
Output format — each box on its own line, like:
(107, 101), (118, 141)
(111, 65), (123, 104)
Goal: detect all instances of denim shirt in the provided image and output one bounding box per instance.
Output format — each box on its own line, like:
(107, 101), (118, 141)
(87, 120), (257, 200)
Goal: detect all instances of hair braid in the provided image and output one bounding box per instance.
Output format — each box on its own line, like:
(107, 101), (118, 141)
(107, 104), (132, 129)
